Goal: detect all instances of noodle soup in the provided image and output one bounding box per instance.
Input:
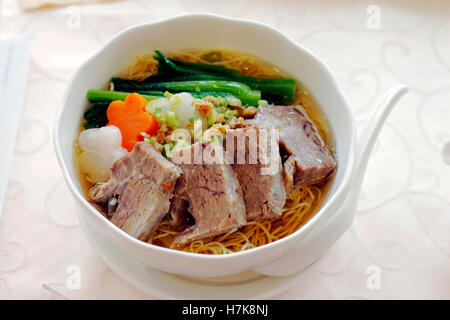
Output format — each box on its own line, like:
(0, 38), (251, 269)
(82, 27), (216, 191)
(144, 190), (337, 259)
(75, 48), (336, 254)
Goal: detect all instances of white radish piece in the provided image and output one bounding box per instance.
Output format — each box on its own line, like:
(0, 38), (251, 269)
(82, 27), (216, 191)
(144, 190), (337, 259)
(78, 125), (127, 183)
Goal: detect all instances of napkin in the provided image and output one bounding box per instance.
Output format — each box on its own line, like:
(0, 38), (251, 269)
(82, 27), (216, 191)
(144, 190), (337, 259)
(0, 37), (31, 220)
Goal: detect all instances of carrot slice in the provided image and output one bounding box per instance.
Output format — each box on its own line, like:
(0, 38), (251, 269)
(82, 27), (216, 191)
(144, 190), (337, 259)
(161, 180), (173, 190)
(106, 93), (159, 151)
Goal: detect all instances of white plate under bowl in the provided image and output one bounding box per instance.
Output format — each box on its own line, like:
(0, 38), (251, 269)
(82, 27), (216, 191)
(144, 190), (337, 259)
(80, 212), (307, 299)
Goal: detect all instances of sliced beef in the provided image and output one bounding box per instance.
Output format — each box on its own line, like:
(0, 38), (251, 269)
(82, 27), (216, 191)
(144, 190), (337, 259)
(89, 142), (180, 241)
(246, 105), (337, 191)
(170, 142), (247, 245)
(168, 172), (190, 231)
(226, 125), (286, 220)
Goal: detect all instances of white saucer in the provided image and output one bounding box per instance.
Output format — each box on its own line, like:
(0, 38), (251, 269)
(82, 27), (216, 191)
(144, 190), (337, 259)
(84, 217), (307, 299)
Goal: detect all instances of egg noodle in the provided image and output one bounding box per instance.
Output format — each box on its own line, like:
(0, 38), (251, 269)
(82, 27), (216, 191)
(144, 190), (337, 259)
(121, 48), (282, 81)
(150, 184), (323, 254)
(120, 54), (159, 81)
(118, 48), (331, 254)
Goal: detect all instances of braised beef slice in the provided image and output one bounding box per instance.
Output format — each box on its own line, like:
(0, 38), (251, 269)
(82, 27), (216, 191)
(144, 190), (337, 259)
(89, 142), (180, 241)
(168, 172), (192, 230)
(246, 105), (337, 190)
(170, 142), (247, 245)
(226, 125), (286, 220)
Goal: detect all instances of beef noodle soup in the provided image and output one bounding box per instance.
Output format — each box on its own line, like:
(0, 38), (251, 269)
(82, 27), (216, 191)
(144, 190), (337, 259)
(75, 48), (336, 254)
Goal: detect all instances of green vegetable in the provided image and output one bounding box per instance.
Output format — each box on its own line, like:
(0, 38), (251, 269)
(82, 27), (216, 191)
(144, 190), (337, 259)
(160, 74), (230, 82)
(154, 50), (206, 77)
(153, 51), (296, 104)
(164, 144), (172, 158)
(112, 78), (261, 106)
(193, 119), (203, 142)
(154, 111), (167, 122)
(224, 109), (237, 120)
(84, 102), (109, 120)
(210, 135), (219, 144)
(173, 139), (190, 150)
(189, 91), (240, 101)
(207, 114), (216, 126)
(83, 102), (109, 129)
(258, 99), (269, 107)
(166, 111), (180, 128)
(171, 75), (295, 104)
(83, 121), (101, 129)
(87, 89), (163, 103)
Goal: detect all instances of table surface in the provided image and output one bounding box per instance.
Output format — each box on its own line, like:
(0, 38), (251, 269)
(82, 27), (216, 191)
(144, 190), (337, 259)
(0, 0), (449, 299)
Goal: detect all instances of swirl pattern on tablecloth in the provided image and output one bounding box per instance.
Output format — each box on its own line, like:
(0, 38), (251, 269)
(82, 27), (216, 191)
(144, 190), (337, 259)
(45, 178), (79, 228)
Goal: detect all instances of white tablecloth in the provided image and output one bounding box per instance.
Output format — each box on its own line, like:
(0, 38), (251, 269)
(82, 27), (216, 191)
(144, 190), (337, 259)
(0, 0), (449, 299)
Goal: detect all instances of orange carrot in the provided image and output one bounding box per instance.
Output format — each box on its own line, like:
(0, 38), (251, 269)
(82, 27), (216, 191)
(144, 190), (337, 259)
(161, 181), (173, 190)
(106, 93), (159, 151)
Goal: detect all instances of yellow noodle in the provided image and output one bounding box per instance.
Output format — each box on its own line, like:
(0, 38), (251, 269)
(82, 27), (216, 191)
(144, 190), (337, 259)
(122, 48), (282, 81)
(120, 54), (158, 81)
(150, 184), (324, 254)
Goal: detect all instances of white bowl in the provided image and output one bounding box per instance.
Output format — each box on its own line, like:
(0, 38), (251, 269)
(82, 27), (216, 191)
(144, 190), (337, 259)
(54, 13), (408, 278)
